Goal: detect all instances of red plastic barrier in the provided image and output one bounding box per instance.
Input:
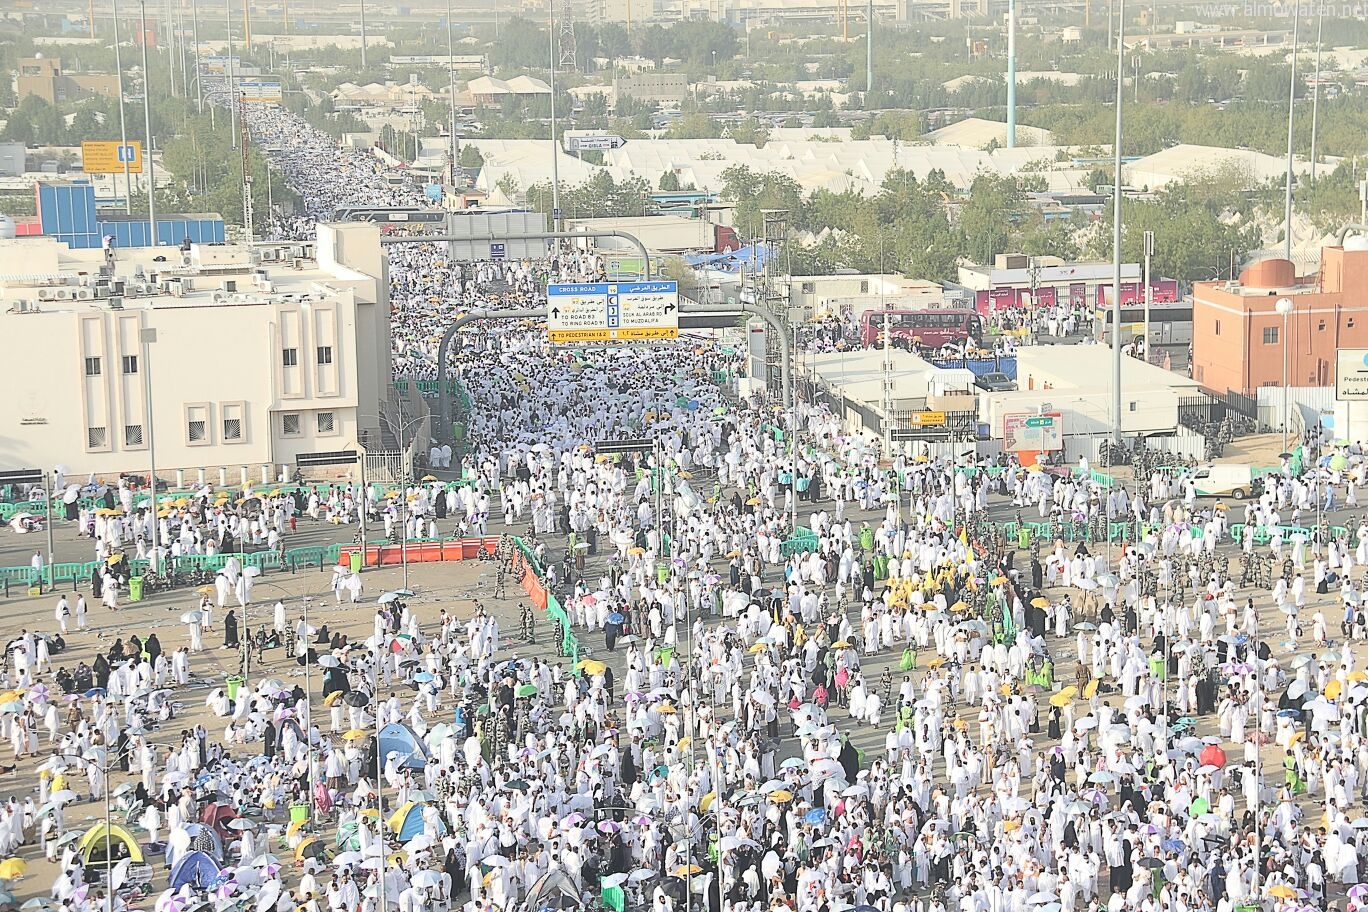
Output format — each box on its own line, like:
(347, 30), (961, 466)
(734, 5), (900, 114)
(338, 537), (500, 568)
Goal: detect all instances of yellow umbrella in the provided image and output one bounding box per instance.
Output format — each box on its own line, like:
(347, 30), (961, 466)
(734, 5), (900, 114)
(1267, 886), (1296, 899)
(832, 640), (851, 648)
(1003, 820), (1021, 832)
(1083, 679), (1099, 699)
(746, 498), (761, 506)
(576, 660), (607, 676)
(357, 808), (380, 819)
(196, 585), (216, 596)
(1059, 685), (1079, 699)
(677, 736), (692, 751)
(748, 643), (767, 654)
(656, 704), (677, 715)
(950, 601), (969, 612)
(726, 549), (742, 558)
(343, 728), (368, 741)
(769, 789), (793, 803)
(699, 792), (716, 812)
(0, 691), (21, 704)
(926, 656), (947, 668)
(627, 546), (646, 557)
(286, 819), (307, 839)
(1326, 679), (1343, 700)
(323, 692), (345, 707)
(421, 475), (438, 482)
(0, 858), (25, 879)
(1049, 693), (1074, 708)
(1030, 597), (1050, 608)
(675, 865), (703, 877)
(1352, 671), (1368, 682)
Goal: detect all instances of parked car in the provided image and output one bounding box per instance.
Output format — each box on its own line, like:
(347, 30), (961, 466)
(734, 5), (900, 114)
(974, 372), (1017, 392)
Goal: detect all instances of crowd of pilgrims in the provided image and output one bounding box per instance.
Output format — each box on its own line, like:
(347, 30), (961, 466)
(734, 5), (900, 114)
(12, 99), (1352, 912)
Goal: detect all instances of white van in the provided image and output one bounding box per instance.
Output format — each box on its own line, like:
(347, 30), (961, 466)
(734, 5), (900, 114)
(1190, 464), (1257, 499)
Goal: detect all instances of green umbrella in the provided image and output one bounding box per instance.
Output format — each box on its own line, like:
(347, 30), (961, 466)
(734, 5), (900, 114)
(516, 684), (538, 698)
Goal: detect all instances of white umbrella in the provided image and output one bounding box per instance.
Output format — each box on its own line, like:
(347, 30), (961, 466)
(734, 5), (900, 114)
(255, 882), (281, 912)
(629, 869), (656, 882)
(412, 871), (442, 889)
(242, 566), (262, 578)
(602, 873), (629, 889)
(181, 612), (203, 624)
(317, 655), (341, 668)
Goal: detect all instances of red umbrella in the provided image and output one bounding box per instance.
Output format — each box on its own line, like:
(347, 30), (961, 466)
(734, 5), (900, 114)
(1199, 744), (1226, 768)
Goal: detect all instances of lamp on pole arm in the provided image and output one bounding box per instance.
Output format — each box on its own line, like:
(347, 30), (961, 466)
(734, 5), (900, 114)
(1275, 297), (1294, 453)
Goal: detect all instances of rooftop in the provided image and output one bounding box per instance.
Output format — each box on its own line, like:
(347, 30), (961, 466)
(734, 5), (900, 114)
(0, 237), (375, 314)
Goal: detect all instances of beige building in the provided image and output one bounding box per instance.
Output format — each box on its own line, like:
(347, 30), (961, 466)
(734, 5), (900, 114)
(17, 56), (119, 105)
(0, 223), (401, 481)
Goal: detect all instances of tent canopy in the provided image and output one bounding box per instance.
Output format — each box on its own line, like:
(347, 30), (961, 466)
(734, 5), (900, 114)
(80, 822), (145, 864)
(378, 722), (432, 770)
(170, 850), (223, 891)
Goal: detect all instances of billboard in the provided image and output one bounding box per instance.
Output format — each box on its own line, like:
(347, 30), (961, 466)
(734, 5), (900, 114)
(1003, 412), (1064, 453)
(238, 78), (283, 104)
(82, 141), (143, 174)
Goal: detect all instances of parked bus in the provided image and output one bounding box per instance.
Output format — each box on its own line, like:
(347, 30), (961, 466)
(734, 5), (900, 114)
(860, 309), (983, 348)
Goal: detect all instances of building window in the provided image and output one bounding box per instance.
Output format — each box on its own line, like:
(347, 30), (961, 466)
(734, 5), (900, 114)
(317, 345), (333, 365)
(222, 402), (244, 442)
(1263, 326), (1280, 344)
(124, 424), (143, 447)
(801, 282), (815, 294)
(87, 426), (107, 449)
(316, 411), (336, 434)
(187, 419), (206, 443)
(859, 281), (869, 294)
(121, 355), (138, 374)
(1213, 320), (1220, 336)
(1349, 318), (1356, 328)
(282, 347), (298, 367)
(282, 413), (301, 436)
(1319, 320), (1326, 331)
(84, 357), (101, 376)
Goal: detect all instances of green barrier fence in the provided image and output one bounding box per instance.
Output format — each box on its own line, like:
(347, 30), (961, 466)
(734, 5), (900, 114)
(512, 536), (580, 663)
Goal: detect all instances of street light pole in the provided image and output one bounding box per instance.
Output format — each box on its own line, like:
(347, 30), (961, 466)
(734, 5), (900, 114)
(1276, 297), (1294, 453)
(112, 0), (133, 214)
(1109, 0), (1126, 444)
(1142, 230), (1154, 364)
(139, 0), (158, 245)
(548, 1), (561, 232)
(140, 327), (160, 565)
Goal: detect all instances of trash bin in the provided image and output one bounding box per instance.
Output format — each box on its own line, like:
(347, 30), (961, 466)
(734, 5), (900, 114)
(656, 564), (669, 585)
(349, 551), (363, 573)
(226, 675), (245, 700)
(289, 803), (309, 826)
(128, 576), (144, 602)
(1018, 527), (1030, 550)
(1149, 655), (1167, 681)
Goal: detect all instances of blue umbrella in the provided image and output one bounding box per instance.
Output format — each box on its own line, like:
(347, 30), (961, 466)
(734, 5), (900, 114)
(803, 808), (827, 825)
(414, 672), (435, 683)
(84, 687), (106, 698)
(606, 612), (625, 625)
(1161, 838), (1185, 853)
(1277, 708), (1302, 718)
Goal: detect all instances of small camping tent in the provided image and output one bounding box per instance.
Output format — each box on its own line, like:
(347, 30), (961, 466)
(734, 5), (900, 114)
(377, 722), (432, 770)
(80, 822), (145, 864)
(170, 850), (223, 891)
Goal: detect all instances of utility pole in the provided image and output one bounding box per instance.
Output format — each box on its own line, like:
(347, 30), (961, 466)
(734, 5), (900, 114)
(1284, 1), (1300, 264)
(1310, 8), (1322, 182)
(140, 0), (159, 246)
(240, 92), (254, 239)
(1142, 229), (1154, 364)
(1006, 0), (1016, 148)
(359, 0), (367, 68)
(447, 0), (459, 190)
(113, 0), (133, 214)
(1110, 0), (1125, 444)
(191, 0), (202, 113)
(549, 2), (561, 231)
(228, 0), (237, 146)
(866, 0), (874, 108)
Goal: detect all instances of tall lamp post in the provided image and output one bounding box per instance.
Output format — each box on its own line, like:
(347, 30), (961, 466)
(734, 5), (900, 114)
(1276, 297), (1294, 453)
